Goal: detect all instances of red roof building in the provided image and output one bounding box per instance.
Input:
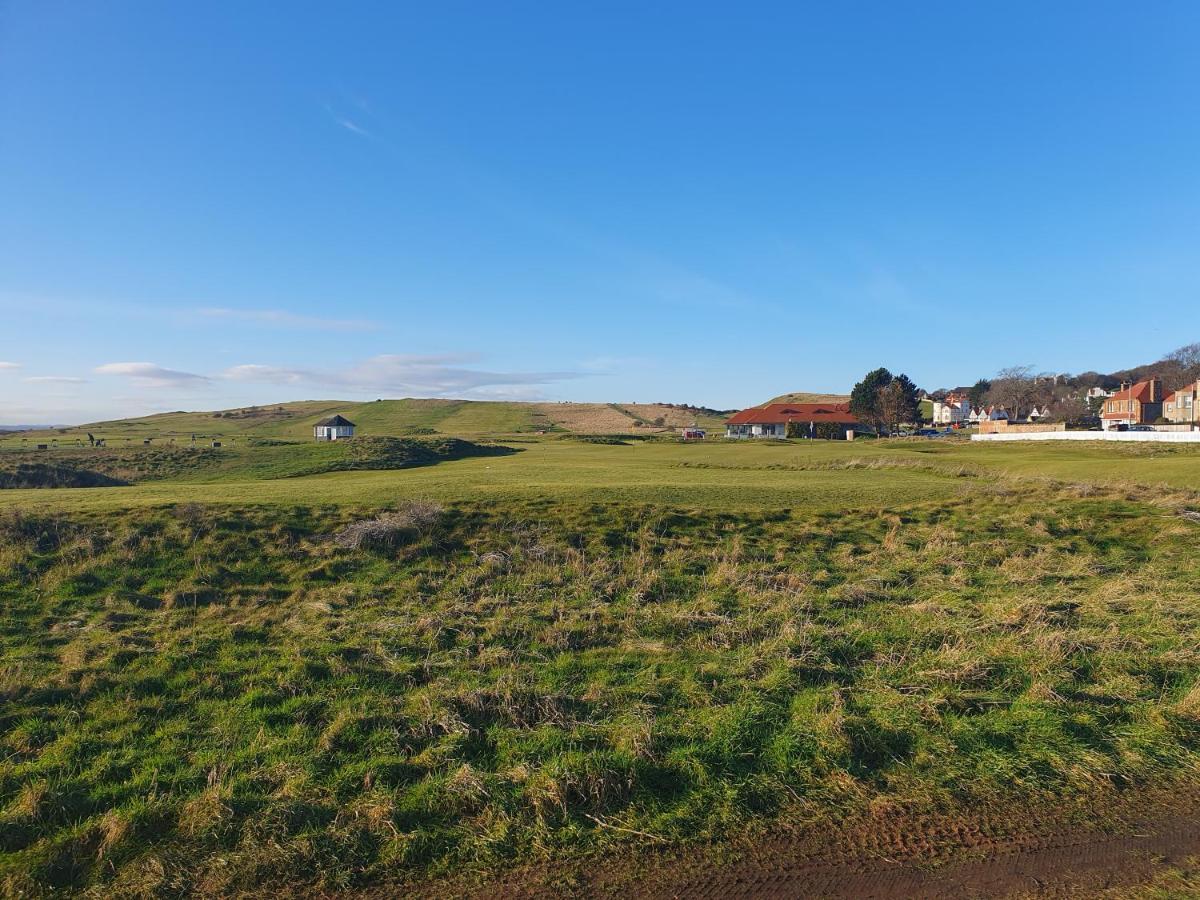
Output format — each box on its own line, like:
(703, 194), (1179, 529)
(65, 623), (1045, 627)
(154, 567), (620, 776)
(725, 403), (859, 439)
(1100, 378), (1163, 430)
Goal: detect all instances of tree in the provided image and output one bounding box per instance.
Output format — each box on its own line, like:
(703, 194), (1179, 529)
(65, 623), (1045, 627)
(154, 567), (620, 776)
(987, 365), (1038, 420)
(849, 367), (893, 434)
(967, 379), (991, 407)
(1165, 343), (1200, 389)
(878, 374), (921, 432)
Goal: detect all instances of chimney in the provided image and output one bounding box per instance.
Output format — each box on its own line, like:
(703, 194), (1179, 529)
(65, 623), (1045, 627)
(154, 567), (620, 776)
(1148, 377), (1161, 403)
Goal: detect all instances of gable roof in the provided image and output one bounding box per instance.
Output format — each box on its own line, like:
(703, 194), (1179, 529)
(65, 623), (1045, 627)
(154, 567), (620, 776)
(1108, 380), (1156, 404)
(726, 402), (858, 425)
(1100, 379), (1160, 419)
(314, 415), (356, 428)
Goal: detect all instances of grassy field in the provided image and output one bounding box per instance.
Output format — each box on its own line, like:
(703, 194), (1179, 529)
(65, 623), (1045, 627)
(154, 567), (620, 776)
(4, 432), (1200, 895)
(5, 435), (1200, 513)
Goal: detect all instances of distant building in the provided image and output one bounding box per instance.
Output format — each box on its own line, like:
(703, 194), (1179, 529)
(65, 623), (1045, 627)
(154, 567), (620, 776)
(1164, 381), (1199, 424)
(725, 403), (859, 439)
(931, 392), (971, 425)
(1100, 378), (1163, 430)
(1085, 386), (1114, 401)
(313, 415), (356, 441)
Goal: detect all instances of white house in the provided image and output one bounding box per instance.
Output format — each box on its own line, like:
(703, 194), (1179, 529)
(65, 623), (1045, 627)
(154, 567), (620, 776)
(1028, 406), (1046, 421)
(931, 393), (971, 425)
(313, 415), (356, 441)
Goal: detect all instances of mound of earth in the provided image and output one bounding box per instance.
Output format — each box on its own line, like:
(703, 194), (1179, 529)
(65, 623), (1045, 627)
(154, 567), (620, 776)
(0, 462), (130, 489)
(282, 436), (515, 478)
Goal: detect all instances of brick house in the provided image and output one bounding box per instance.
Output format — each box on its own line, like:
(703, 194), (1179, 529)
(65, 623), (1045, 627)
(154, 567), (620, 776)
(1100, 378), (1164, 430)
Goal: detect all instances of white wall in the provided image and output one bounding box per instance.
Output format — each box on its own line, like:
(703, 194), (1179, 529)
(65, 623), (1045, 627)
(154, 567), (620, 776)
(973, 430), (1200, 443)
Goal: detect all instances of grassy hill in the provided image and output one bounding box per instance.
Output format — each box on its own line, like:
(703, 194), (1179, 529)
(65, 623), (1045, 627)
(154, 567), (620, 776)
(763, 391), (851, 405)
(0, 399), (731, 447)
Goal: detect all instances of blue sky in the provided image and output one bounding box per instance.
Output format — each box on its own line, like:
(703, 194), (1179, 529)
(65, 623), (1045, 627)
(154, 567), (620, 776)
(2, 2), (1199, 423)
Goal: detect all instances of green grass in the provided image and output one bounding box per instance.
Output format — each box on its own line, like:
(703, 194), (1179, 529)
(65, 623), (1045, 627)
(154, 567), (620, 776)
(5, 435), (1200, 894)
(6, 436), (1200, 514)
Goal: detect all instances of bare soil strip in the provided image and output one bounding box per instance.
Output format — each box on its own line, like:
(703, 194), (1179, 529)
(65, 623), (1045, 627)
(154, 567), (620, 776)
(399, 781), (1200, 899)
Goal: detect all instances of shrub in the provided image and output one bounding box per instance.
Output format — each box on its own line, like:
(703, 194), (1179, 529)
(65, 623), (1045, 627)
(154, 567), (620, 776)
(332, 501), (444, 550)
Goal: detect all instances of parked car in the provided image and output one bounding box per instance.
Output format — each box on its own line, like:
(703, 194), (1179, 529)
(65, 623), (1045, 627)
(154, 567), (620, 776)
(1129, 424), (1154, 432)
(916, 428), (941, 437)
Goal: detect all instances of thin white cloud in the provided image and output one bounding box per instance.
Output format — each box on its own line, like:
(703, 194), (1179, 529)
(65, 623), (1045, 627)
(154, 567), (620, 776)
(0, 361), (20, 370)
(22, 375), (87, 384)
(95, 362), (210, 387)
(195, 307), (377, 332)
(336, 117), (370, 136)
(221, 353), (579, 396)
(321, 100), (373, 138)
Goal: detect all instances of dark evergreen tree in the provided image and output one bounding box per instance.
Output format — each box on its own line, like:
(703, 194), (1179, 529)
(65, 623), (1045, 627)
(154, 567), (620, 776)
(849, 367), (893, 434)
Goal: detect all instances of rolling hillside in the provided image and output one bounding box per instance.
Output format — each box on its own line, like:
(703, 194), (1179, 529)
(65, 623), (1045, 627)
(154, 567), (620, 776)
(763, 391), (851, 405)
(0, 398), (731, 446)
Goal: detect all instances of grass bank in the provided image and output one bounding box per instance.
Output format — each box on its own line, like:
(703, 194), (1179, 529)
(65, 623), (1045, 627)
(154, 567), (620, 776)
(4, 484), (1200, 894)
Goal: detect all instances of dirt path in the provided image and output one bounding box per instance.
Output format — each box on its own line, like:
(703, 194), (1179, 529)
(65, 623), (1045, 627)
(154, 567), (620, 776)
(403, 782), (1200, 899)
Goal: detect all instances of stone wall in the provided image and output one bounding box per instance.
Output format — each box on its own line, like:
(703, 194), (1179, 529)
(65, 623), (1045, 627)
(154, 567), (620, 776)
(977, 419), (1066, 435)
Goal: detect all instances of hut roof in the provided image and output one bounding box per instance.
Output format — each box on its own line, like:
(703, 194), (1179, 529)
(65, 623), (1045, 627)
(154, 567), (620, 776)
(314, 415), (356, 428)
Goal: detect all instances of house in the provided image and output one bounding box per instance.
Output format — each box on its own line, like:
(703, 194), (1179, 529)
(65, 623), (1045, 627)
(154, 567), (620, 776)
(1164, 381), (1199, 424)
(985, 406), (1010, 421)
(931, 392), (971, 425)
(1085, 386), (1114, 401)
(968, 407), (985, 424)
(313, 415), (356, 441)
(724, 403), (859, 439)
(1100, 378), (1164, 430)
(1028, 406), (1046, 421)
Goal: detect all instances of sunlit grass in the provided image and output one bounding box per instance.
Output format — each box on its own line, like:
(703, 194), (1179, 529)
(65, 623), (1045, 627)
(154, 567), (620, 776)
(3, 482), (1200, 894)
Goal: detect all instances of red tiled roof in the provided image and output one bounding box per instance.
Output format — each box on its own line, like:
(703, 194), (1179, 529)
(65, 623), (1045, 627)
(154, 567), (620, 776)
(1108, 380), (1155, 404)
(725, 402), (858, 425)
(1100, 379), (1158, 419)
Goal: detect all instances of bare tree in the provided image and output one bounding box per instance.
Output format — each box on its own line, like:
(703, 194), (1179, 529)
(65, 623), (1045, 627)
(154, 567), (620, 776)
(1165, 343), (1200, 389)
(987, 365), (1038, 420)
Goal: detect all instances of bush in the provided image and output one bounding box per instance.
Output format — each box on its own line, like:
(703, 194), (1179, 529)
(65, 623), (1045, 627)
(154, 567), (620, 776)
(332, 501), (444, 550)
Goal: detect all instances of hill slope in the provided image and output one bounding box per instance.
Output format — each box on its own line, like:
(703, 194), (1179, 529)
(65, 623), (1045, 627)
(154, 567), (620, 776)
(0, 399), (731, 446)
(763, 391), (851, 405)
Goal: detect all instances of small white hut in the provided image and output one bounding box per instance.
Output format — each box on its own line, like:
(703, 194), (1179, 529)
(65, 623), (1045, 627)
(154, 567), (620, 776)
(313, 415), (356, 441)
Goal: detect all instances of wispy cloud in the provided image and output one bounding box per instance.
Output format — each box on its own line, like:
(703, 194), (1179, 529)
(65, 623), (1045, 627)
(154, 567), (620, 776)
(194, 307), (377, 332)
(95, 362), (210, 388)
(22, 375), (87, 384)
(321, 99), (373, 138)
(0, 361), (20, 370)
(221, 353), (579, 396)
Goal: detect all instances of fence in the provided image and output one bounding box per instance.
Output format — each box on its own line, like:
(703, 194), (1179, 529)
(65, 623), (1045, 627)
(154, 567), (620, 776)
(973, 430), (1200, 443)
